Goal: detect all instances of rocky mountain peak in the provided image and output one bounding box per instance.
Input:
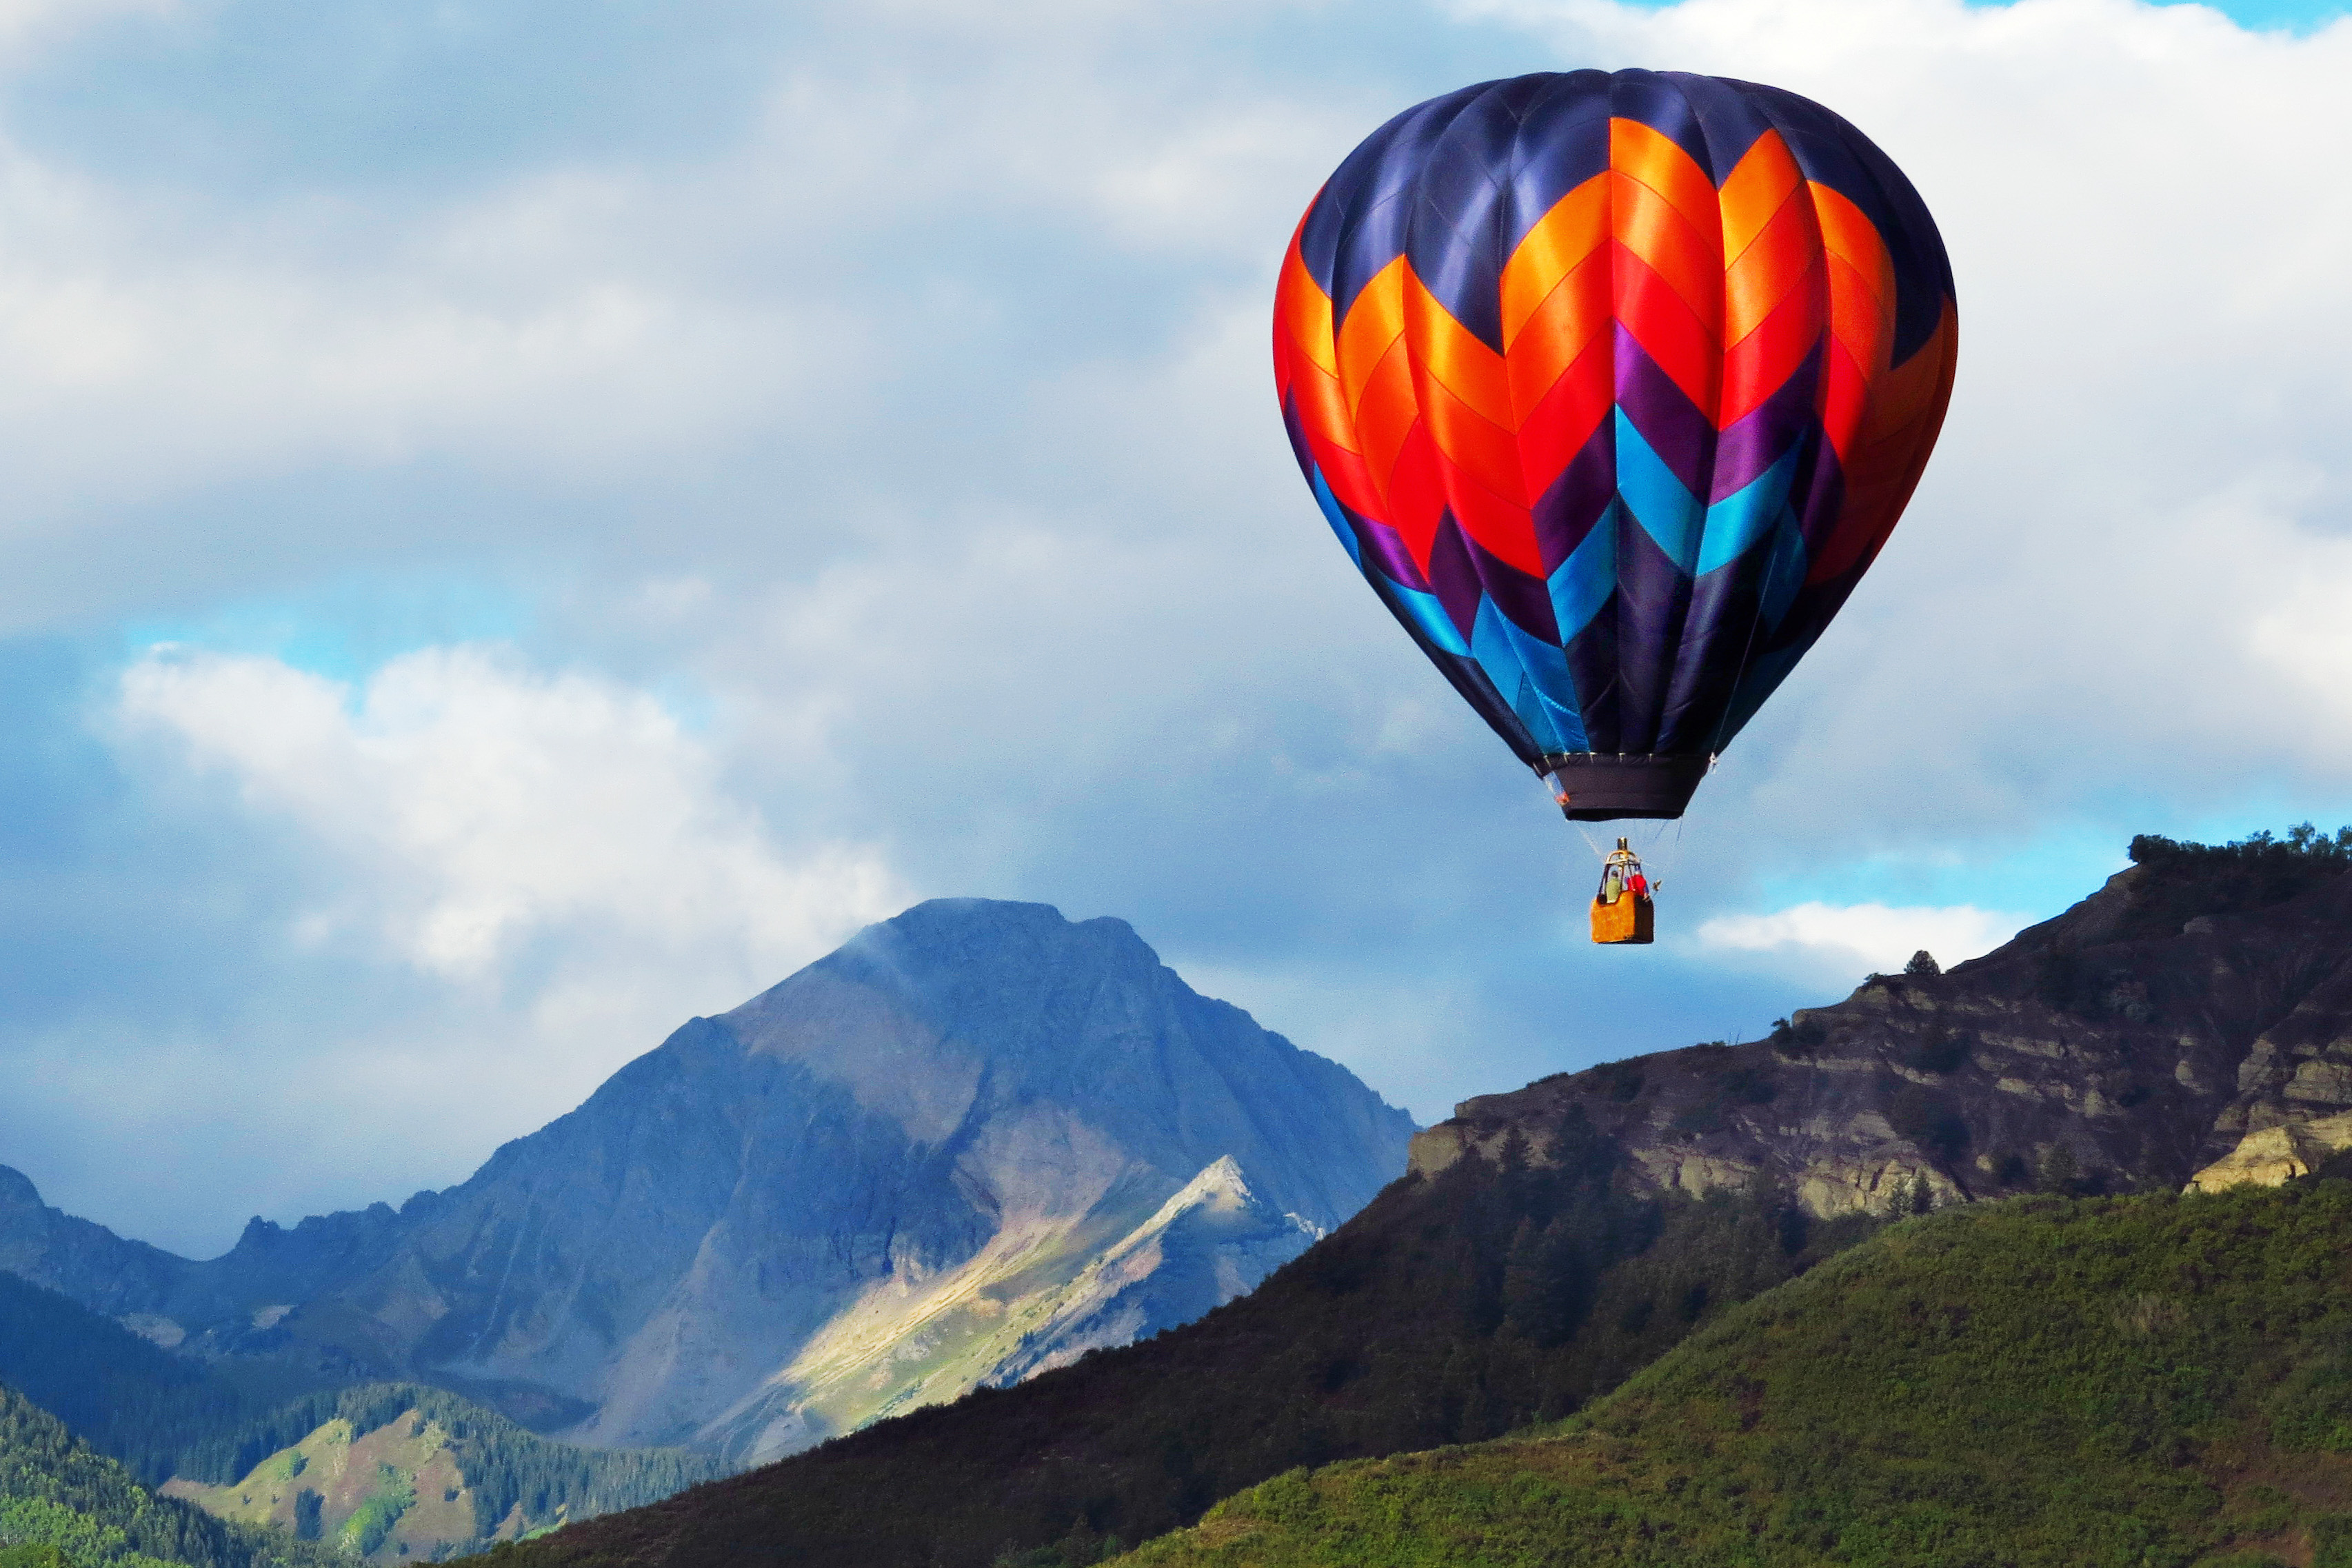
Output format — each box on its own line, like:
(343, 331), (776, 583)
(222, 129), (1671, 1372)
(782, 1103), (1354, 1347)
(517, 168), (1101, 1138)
(0, 898), (1415, 1465)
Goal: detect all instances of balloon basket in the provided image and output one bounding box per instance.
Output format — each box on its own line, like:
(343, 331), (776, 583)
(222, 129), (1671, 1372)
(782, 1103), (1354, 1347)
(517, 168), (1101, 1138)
(1591, 894), (1654, 945)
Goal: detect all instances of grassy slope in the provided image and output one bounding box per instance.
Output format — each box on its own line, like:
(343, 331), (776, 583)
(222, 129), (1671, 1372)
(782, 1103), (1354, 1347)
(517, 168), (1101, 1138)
(162, 1386), (720, 1562)
(1125, 1180), (2352, 1568)
(472, 1116), (1880, 1568)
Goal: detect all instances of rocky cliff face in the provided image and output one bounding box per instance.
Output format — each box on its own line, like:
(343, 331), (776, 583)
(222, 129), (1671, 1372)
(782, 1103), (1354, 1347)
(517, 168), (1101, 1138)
(1413, 839), (2352, 1211)
(0, 900), (1416, 1462)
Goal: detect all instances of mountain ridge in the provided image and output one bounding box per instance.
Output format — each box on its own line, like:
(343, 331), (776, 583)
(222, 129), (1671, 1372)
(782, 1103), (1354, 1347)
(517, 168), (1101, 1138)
(463, 830), (2352, 1568)
(0, 898), (1415, 1463)
(1413, 832), (2352, 1214)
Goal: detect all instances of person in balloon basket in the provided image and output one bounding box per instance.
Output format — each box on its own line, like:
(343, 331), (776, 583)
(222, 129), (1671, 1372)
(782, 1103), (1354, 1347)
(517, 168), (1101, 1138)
(1592, 840), (1656, 945)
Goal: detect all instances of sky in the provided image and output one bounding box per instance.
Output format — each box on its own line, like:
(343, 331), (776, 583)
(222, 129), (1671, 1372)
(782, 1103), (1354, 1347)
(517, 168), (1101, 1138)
(0, 0), (2349, 1256)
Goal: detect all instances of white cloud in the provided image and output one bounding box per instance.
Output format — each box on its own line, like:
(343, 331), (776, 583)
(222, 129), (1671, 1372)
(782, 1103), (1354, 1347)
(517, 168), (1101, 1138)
(70, 639), (914, 1249)
(1696, 901), (2032, 981)
(118, 643), (906, 985)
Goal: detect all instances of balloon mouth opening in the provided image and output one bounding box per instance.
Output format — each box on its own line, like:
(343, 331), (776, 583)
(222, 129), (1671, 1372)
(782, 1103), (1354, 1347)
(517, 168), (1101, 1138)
(1540, 754), (1713, 821)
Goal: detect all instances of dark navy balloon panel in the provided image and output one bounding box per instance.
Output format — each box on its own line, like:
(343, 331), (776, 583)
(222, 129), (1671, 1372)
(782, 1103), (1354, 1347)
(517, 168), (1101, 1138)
(1274, 68), (1956, 788)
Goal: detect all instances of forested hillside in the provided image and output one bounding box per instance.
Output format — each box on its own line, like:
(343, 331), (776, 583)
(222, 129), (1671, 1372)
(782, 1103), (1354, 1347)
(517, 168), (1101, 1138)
(0, 1383), (333, 1568)
(0, 1273), (316, 1489)
(1126, 1178), (2352, 1567)
(475, 1116), (1880, 1568)
(0, 1272), (718, 1560)
(162, 1385), (718, 1558)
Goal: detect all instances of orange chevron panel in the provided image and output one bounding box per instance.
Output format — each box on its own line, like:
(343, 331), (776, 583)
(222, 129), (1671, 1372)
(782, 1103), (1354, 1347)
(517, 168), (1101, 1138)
(1385, 421), (1449, 570)
(1411, 356), (1527, 507)
(1289, 359), (1373, 510)
(1513, 328), (1614, 501)
(1609, 117), (1720, 245)
(1719, 251), (1825, 429)
(1718, 128), (1802, 263)
(1723, 190), (1820, 347)
(1613, 243), (1720, 413)
(1277, 288), (1363, 455)
(1823, 250), (1895, 383)
(1275, 250), (1336, 379)
(1500, 174), (1610, 349)
(1335, 257), (1408, 419)
(1284, 348), (1355, 451)
(1349, 336), (1420, 507)
(1503, 245), (1611, 428)
(1403, 267), (1514, 432)
(1808, 183), (1896, 333)
(1609, 169), (1724, 345)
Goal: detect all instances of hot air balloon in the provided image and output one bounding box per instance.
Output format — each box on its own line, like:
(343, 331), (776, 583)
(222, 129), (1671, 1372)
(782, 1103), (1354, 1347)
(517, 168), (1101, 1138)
(1272, 70), (1957, 929)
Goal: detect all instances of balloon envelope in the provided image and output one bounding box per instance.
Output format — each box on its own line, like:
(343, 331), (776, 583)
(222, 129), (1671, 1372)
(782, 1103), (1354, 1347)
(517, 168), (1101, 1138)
(1274, 70), (1957, 819)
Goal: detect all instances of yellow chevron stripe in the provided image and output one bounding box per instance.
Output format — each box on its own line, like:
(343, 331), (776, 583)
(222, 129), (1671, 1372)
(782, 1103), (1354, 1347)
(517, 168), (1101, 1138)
(1609, 117), (1719, 243)
(1718, 129), (1802, 263)
(1808, 182), (1896, 348)
(1276, 247), (1336, 378)
(1404, 266), (1513, 432)
(1334, 255), (1408, 421)
(1498, 174), (1608, 350)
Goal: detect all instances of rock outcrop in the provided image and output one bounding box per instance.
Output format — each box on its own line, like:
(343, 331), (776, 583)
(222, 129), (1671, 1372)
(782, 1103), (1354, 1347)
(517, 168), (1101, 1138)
(0, 900), (1416, 1461)
(1413, 841), (2352, 1211)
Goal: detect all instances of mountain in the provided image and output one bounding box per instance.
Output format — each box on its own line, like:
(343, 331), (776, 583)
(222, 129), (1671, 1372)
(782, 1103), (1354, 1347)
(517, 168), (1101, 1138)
(468, 1114), (1882, 1568)
(1122, 1178), (2352, 1567)
(0, 900), (1415, 1463)
(1417, 829), (2352, 1209)
(469, 829), (2352, 1568)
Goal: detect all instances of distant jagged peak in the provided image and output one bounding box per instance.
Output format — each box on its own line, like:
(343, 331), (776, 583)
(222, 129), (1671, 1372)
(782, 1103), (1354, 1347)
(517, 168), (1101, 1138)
(1127, 1156), (1324, 1244)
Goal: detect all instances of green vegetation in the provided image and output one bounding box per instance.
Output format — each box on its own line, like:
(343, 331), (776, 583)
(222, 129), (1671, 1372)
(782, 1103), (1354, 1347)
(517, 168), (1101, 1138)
(474, 1112), (1880, 1568)
(2113, 822), (2352, 940)
(0, 1274), (320, 1491)
(336, 1469), (411, 1558)
(0, 1272), (717, 1547)
(1123, 1179), (2352, 1567)
(0, 1381), (336, 1568)
(0, 1498), (184, 1568)
(197, 1385), (716, 1540)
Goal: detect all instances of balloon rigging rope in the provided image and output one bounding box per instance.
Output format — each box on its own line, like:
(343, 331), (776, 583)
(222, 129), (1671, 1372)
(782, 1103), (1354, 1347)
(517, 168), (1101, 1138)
(1651, 814), (1687, 892)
